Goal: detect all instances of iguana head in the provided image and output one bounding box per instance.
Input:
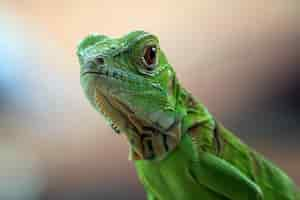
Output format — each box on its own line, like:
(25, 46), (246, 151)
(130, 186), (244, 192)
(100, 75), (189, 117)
(77, 31), (183, 160)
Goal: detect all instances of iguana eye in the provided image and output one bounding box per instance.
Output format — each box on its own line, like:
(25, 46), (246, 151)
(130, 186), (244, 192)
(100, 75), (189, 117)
(142, 45), (157, 70)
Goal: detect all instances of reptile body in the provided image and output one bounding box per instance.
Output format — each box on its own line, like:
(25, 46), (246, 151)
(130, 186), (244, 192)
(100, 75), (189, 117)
(77, 31), (299, 200)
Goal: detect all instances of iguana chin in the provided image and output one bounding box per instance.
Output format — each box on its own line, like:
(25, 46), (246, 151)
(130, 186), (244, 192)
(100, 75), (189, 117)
(77, 31), (299, 200)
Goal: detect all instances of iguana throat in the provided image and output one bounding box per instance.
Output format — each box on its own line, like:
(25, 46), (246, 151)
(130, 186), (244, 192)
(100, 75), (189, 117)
(92, 82), (183, 160)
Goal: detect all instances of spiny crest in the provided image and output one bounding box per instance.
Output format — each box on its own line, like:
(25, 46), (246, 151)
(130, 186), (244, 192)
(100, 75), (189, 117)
(120, 30), (150, 43)
(76, 33), (108, 56)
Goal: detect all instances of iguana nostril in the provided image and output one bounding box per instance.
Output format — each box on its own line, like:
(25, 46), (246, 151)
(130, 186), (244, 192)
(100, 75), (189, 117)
(95, 57), (104, 65)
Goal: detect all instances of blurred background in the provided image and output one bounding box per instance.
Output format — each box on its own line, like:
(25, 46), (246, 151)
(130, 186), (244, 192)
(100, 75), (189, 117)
(0, 0), (299, 199)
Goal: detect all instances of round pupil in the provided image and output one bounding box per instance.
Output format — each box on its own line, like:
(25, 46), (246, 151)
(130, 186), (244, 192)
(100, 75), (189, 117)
(144, 46), (156, 68)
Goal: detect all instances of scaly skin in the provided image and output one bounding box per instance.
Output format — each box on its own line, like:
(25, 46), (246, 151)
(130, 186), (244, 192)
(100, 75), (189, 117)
(77, 31), (299, 200)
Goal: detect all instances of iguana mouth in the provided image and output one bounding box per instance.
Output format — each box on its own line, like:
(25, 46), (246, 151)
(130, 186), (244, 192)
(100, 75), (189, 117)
(81, 67), (133, 83)
(80, 70), (117, 80)
(81, 71), (103, 77)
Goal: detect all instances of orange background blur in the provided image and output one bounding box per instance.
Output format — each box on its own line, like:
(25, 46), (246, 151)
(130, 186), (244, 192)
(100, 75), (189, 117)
(0, 1), (299, 199)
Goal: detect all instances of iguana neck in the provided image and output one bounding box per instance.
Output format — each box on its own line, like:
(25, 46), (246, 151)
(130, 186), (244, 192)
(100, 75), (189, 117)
(179, 88), (215, 135)
(128, 80), (215, 161)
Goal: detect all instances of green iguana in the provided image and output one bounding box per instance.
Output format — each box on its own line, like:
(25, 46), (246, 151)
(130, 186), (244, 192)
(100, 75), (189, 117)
(77, 31), (299, 200)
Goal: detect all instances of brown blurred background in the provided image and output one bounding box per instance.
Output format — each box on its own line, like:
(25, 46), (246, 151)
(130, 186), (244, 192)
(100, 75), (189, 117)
(0, 0), (299, 199)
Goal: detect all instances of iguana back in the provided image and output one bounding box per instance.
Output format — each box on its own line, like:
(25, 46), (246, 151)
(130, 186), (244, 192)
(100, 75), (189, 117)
(216, 123), (298, 200)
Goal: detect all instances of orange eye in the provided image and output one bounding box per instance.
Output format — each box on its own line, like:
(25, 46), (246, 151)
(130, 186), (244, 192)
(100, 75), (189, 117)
(143, 45), (157, 70)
